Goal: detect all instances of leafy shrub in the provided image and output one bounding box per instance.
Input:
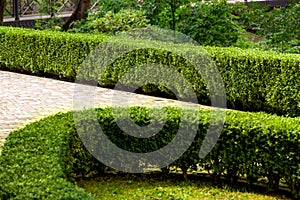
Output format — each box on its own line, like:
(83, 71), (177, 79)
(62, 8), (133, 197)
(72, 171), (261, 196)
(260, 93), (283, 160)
(233, 31), (258, 49)
(136, 0), (190, 30)
(1, 27), (300, 116)
(68, 9), (106, 33)
(94, 0), (137, 14)
(68, 0), (142, 33)
(69, 9), (150, 34)
(175, 0), (241, 47)
(257, 2), (300, 53)
(230, 1), (300, 53)
(70, 0), (240, 47)
(0, 107), (299, 198)
(229, 1), (270, 31)
(90, 9), (150, 34)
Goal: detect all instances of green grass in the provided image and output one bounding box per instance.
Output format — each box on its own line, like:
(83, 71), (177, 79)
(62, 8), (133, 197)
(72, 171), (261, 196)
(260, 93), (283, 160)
(77, 173), (291, 200)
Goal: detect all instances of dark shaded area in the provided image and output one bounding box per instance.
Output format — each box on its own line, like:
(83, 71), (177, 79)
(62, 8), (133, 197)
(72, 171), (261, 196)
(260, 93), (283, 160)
(0, 62), (75, 83)
(0, 0), (5, 26)
(61, 0), (91, 31)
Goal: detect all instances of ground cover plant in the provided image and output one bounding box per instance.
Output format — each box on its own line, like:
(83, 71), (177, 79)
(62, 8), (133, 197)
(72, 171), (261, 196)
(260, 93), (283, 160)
(0, 106), (299, 199)
(77, 173), (293, 200)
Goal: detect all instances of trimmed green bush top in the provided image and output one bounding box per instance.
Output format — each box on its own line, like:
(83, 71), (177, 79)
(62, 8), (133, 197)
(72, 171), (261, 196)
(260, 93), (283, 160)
(0, 27), (109, 79)
(0, 27), (300, 116)
(0, 106), (299, 199)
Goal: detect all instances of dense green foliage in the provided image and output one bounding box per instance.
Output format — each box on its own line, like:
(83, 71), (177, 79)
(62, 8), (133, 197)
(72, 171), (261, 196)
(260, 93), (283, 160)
(1, 27), (300, 117)
(69, 9), (150, 34)
(1, 2), (298, 199)
(0, 107), (299, 198)
(0, 27), (108, 79)
(175, 0), (240, 47)
(204, 46), (300, 117)
(232, 2), (300, 53)
(66, 0), (143, 33)
(65, 0), (300, 52)
(0, 112), (94, 199)
(32, 0), (300, 53)
(258, 3), (300, 53)
(68, 0), (241, 47)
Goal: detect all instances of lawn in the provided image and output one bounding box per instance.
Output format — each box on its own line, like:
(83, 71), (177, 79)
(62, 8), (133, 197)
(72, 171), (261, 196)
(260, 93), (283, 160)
(77, 173), (292, 200)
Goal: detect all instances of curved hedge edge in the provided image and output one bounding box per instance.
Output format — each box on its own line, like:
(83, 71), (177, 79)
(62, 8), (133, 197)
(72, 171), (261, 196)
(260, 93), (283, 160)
(0, 106), (299, 199)
(0, 112), (93, 200)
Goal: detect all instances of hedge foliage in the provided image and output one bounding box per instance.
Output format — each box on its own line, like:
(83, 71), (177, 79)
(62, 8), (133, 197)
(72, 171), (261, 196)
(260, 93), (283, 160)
(0, 112), (94, 199)
(0, 106), (299, 199)
(0, 27), (108, 79)
(0, 27), (300, 116)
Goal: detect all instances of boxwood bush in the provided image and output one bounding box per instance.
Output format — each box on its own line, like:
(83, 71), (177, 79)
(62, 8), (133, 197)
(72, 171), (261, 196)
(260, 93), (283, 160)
(0, 106), (299, 199)
(0, 27), (109, 79)
(0, 112), (94, 199)
(0, 27), (300, 116)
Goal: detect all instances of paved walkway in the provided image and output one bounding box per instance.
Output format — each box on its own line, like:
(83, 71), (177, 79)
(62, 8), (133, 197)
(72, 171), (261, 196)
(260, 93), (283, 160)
(0, 70), (205, 151)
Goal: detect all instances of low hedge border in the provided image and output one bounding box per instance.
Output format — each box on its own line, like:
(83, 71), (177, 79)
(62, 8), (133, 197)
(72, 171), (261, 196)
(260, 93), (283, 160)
(0, 106), (299, 199)
(0, 27), (300, 117)
(0, 111), (94, 199)
(0, 27), (109, 80)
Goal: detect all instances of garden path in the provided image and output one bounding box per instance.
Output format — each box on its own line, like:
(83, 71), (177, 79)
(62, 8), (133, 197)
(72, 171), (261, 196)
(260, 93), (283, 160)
(0, 70), (208, 151)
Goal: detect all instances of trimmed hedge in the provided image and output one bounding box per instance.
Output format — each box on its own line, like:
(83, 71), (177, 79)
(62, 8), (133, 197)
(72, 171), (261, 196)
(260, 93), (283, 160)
(204, 46), (300, 117)
(0, 27), (300, 116)
(0, 112), (94, 199)
(0, 27), (109, 79)
(0, 106), (299, 199)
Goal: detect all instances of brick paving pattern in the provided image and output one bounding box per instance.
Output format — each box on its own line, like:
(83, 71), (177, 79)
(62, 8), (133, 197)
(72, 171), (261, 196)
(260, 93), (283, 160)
(0, 70), (208, 152)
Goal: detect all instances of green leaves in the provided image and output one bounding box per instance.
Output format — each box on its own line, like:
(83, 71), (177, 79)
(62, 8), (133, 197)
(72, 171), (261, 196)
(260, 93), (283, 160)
(0, 27), (300, 117)
(90, 9), (150, 34)
(175, 0), (241, 47)
(0, 27), (108, 79)
(235, 1), (300, 53)
(1, 106), (300, 198)
(0, 112), (93, 199)
(259, 3), (300, 52)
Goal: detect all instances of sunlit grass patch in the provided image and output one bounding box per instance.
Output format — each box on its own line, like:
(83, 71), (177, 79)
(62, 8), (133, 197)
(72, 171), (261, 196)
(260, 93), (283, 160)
(77, 173), (291, 200)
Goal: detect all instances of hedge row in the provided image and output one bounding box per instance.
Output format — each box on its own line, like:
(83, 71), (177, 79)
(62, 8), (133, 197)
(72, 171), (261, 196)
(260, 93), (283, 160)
(0, 27), (108, 79)
(0, 112), (94, 199)
(0, 27), (300, 116)
(0, 106), (299, 199)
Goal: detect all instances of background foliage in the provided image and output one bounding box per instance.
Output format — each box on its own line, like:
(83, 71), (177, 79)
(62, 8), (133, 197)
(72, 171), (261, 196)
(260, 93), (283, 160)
(69, 9), (150, 34)
(63, 0), (300, 52)
(68, 0), (241, 47)
(230, 1), (300, 53)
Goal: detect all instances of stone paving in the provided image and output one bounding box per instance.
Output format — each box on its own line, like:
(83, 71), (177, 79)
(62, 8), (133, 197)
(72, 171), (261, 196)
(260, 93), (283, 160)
(0, 70), (209, 151)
